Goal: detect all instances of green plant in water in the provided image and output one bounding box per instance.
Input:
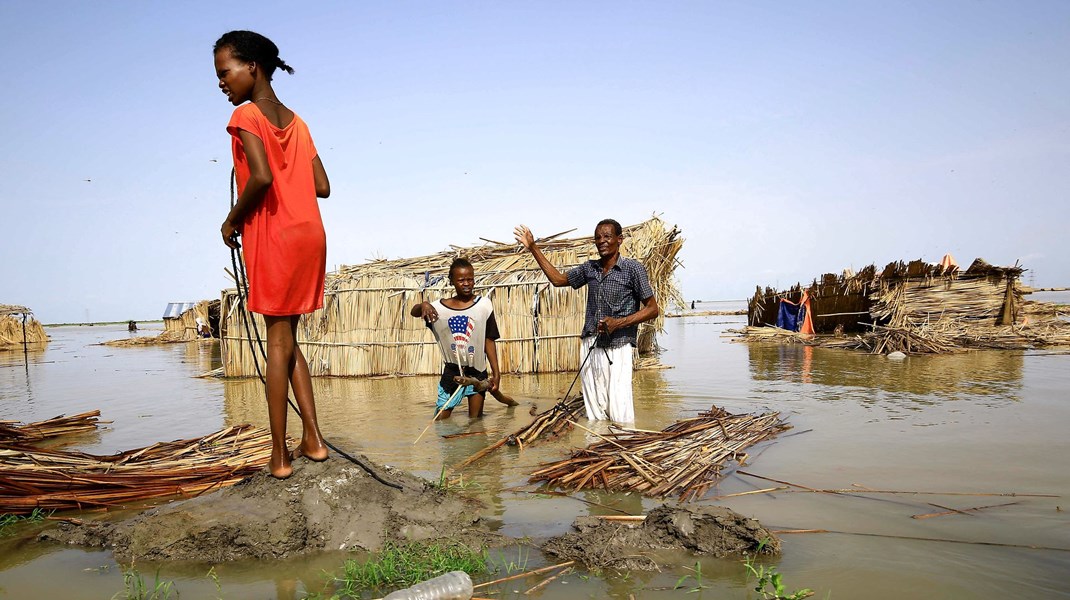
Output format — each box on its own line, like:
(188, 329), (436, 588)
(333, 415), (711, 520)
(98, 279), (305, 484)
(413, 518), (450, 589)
(330, 540), (491, 598)
(112, 567), (177, 600)
(674, 561), (710, 593)
(207, 566), (222, 600)
(485, 544), (530, 575)
(0, 508), (51, 535)
(744, 540), (814, 600)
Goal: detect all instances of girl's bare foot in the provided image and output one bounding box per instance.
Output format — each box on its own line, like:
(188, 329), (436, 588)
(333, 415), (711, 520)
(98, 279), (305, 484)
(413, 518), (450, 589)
(269, 451), (293, 479)
(294, 440), (328, 462)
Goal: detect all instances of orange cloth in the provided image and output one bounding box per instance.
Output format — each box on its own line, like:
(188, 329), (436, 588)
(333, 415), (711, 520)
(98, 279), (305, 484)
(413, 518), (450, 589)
(939, 253), (958, 272)
(798, 291), (815, 335)
(228, 104), (326, 316)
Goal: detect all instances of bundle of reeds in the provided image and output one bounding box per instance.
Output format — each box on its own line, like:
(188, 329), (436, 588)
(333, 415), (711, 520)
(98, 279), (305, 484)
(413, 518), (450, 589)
(0, 425), (273, 514)
(0, 411), (102, 444)
(451, 396), (587, 472)
(102, 330), (189, 347)
(735, 325), (815, 345)
(220, 217), (685, 377)
(529, 405), (790, 501)
(508, 396), (586, 447)
(0, 305), (48, 347)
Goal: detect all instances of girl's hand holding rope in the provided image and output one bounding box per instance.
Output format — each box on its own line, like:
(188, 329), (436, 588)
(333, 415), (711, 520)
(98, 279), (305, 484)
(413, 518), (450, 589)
(221, 220), (241, 249)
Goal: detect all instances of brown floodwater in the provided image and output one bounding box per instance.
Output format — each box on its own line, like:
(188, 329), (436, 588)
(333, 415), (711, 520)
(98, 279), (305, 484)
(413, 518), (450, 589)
(1, 305), (1068, 599)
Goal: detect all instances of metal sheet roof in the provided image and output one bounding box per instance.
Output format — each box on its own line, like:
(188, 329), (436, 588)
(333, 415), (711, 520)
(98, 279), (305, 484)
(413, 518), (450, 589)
(162, 302), (197, 319)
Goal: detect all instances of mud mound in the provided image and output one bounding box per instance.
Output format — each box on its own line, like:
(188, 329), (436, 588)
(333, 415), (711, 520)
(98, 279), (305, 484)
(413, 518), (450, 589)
(542, 505), (779, 571)
(40, 457), (508, 562)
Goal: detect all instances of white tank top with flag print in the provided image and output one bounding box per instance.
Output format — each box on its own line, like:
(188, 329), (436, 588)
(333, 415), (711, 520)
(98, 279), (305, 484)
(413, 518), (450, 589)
(428, 296), (498, 372)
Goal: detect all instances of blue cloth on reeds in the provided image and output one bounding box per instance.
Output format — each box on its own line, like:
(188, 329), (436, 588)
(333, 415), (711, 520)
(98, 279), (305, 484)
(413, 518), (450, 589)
(776, 300), (806, 332)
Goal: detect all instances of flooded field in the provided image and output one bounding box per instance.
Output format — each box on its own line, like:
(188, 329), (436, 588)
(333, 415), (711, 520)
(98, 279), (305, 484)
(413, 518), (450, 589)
(2, 304), (1069, 599)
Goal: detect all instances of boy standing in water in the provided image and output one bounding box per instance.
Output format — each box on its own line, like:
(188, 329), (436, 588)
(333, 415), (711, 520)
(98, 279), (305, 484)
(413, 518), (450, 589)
(411, 258), (504, 419)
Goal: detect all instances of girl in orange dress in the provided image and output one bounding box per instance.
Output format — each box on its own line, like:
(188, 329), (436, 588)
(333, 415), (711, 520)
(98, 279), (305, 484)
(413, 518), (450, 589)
(214, 30), (329, 478)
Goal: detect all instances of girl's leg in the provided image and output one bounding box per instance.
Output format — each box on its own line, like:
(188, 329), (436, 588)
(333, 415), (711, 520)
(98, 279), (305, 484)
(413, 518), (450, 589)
(264, 315), (296, 478)
(287, 315), (328, 461)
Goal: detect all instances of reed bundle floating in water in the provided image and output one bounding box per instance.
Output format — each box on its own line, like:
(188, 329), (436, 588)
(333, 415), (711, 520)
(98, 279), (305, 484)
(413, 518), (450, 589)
(451, 396), (587, 472)
(102, 330), (190, 347)
(0, 425), (272, 514)
(508, 396), (586, 447)
(529, 405), (790, 501)
(0, 411), (102, 444)
(219, 217), (685, 377)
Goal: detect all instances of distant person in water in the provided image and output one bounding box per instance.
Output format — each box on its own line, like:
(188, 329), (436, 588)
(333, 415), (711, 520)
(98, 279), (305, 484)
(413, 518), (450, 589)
(514, 219), (659, 424)
(214, 30), (329, 478)
(412, 258), (510, 419)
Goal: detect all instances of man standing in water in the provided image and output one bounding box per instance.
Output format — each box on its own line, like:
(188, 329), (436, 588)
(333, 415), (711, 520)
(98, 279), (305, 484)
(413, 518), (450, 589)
(514, 219), (659, 424)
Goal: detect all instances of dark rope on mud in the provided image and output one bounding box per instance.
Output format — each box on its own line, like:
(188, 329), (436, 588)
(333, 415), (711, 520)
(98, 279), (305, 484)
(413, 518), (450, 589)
(228, 169), (402, 491)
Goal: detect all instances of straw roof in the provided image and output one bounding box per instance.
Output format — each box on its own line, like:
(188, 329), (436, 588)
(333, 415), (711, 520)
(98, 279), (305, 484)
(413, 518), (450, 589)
(221, 216), (684, 377)
(0, 304), (47, 347)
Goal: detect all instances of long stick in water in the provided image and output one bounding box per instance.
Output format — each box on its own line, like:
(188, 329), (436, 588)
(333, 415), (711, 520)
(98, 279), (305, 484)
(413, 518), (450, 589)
(414, 385), (464, 444)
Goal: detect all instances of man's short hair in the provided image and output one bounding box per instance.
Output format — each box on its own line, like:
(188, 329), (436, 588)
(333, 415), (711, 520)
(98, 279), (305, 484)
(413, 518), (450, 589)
(595, 219), (623, 236)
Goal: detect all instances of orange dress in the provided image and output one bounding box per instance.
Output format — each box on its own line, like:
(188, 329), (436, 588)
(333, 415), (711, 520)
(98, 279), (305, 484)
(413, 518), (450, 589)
(228, 104), (326, 316)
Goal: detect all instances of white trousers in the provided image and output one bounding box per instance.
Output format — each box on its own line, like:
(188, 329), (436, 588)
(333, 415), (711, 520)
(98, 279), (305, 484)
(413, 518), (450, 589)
(579, 336), (634, 424)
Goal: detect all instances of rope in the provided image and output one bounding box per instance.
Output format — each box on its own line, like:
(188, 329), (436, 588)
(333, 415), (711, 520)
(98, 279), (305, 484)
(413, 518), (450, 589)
(228, 169), (402, 490)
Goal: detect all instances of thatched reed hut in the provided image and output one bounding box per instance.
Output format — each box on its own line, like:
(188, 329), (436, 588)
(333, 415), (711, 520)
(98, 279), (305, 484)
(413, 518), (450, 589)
(746, 257), (1070, 353)
(162, 300), (219, 341)
(0, 305), (47, 348)
(220, 217), (684, 377)
(748, 258), (1023, 334)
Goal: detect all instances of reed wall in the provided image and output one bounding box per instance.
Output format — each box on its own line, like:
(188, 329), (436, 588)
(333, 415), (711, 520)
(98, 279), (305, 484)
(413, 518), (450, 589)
(221, 217), (684, 377)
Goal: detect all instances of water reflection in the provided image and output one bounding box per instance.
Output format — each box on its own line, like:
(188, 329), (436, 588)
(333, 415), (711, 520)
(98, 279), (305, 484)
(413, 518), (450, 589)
(2, 323), (1068, 599)
(747, 343), (1023, 404)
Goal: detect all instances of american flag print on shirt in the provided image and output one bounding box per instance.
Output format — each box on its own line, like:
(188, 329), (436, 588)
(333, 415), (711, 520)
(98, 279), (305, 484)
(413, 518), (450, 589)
(448, 315), (477, 362)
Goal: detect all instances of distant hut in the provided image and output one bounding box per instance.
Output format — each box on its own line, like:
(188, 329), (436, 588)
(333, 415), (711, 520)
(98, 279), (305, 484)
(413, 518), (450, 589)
(220, 217), (684, 377)
(746, 257), (1070, 353)
(162, 300), (219, 341)
(0, 305), (48, 348)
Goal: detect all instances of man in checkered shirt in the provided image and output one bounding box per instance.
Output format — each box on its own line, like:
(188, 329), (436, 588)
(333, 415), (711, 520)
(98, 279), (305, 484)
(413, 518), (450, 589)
(514, 219), (660, 424)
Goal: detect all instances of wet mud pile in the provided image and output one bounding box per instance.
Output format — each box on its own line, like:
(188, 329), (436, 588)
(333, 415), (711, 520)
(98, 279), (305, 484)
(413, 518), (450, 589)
(542, 505), (780, 571)
(40, 458), (508, 562)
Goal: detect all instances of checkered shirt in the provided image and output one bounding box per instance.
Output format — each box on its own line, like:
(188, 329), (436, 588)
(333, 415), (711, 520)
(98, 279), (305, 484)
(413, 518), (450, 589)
(566, 256), (655, 348)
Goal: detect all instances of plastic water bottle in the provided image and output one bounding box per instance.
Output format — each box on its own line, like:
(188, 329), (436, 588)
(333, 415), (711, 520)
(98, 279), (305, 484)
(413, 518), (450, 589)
(383, 570), (474, 600)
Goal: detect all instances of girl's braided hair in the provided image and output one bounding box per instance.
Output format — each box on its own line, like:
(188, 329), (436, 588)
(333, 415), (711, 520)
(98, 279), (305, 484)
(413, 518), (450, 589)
(213, 30), (294, 81)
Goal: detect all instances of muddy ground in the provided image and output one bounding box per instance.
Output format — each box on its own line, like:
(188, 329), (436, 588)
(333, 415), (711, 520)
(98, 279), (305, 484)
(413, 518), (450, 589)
(543, 504), (780, 571)
(40, 456), (776, 568)
(40, 457), (506, 562)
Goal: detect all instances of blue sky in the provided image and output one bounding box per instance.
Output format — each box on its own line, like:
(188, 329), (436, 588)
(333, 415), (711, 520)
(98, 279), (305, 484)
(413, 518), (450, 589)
(2, 1), (1068, 323)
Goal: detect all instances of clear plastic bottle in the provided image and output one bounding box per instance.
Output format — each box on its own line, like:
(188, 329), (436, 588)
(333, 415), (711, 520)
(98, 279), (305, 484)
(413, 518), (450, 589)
(382, 570), (474, 600)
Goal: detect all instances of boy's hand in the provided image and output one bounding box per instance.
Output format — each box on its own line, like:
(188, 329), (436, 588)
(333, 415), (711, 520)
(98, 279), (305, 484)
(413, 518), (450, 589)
(489, 372), (500, 393)
(418, 301), (438, 323)
(513, 225), (535, 250)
